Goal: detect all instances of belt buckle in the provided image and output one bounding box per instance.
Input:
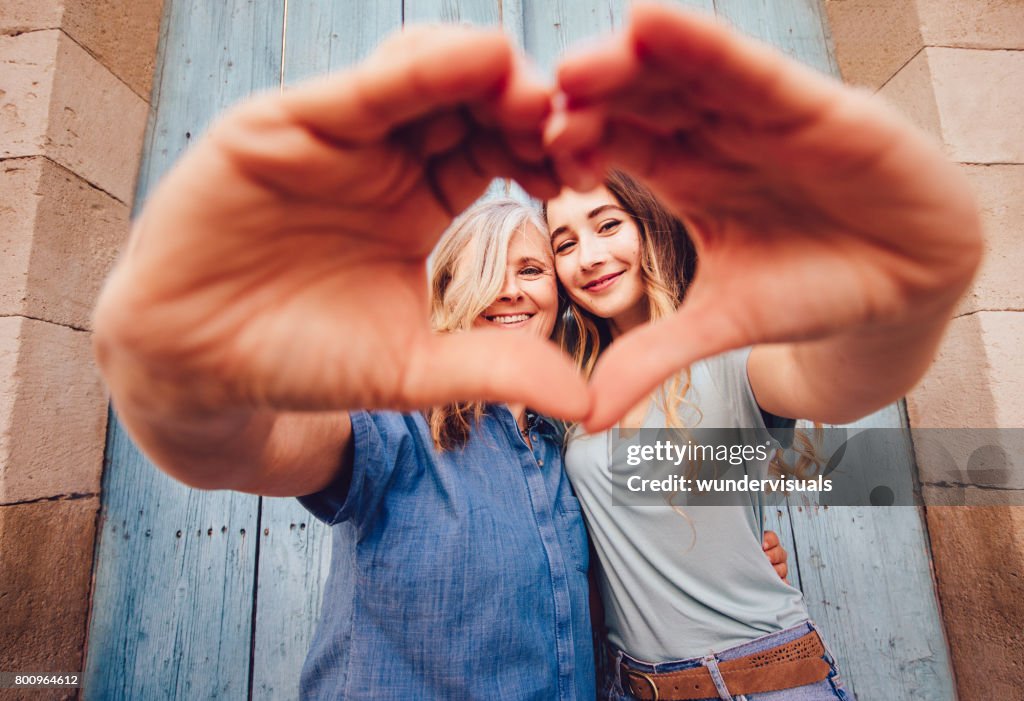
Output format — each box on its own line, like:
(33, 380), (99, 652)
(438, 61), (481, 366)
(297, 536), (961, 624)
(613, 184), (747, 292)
(624, 668), (660, 701)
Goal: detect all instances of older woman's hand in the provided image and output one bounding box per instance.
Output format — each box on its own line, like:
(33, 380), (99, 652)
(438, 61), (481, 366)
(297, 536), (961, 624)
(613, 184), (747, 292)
(93, 26), (588, 429)
(762, 530), (789, 583)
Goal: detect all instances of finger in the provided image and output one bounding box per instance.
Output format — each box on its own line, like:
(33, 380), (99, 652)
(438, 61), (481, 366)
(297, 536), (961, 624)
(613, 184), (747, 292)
(471, 49), (553, 132)
(762, 530), (780, 550)
(766, 545), (787, 566)
(403, 331), (591, 421)
(559, 2), (837, 127)
(463, 130), (562, 200)
(405, 110), (471, 159)
(589, 121), (756, 212)
(504, 130), (548, 165)
(544, 100), (606, 158)
(408, 124), (557, 219)
(774, 563), (789, 582)
(584, 298), (748, 432)
(556, 30), (638, 104)
(550, 153), (604, 194)
(282, 26), (518, 144)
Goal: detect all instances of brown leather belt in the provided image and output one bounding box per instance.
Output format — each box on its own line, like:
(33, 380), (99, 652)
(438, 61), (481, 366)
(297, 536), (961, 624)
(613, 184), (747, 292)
(620, 630), (831, 700)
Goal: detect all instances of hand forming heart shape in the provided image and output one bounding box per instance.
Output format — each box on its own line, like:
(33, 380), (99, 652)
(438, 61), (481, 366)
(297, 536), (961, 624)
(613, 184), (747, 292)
(92, 3), (981, 438)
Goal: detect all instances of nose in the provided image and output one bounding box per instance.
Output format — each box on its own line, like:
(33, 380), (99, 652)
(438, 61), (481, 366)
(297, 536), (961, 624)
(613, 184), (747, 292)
(577, 231), (607, 272)
(497, 270), (523, 302)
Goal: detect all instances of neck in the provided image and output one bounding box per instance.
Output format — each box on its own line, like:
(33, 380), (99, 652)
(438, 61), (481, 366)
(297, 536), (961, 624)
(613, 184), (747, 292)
(507, 403), (528, 431)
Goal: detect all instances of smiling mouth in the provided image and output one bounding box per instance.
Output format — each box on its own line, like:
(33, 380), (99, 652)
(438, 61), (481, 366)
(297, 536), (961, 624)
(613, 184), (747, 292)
(484, 313), (535, 326)
(582, 271), (624, 292)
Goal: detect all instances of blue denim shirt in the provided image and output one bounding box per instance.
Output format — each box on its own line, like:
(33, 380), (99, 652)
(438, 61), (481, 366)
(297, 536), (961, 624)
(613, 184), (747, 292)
(296, 407), (595, 700)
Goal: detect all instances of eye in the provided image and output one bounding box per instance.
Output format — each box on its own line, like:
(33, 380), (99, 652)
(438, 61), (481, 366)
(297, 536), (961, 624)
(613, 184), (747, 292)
(520, 265), (544, 276)
(554, 239), (576, 254)
(597, 219), (621, 234)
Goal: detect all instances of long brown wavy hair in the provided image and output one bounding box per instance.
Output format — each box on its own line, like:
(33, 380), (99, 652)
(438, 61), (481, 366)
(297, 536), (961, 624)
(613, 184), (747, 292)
(547, 170), (821, 478)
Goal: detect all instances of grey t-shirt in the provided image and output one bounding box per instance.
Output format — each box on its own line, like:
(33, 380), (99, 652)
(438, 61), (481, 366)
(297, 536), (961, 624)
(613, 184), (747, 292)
(564, 348), (809, 662)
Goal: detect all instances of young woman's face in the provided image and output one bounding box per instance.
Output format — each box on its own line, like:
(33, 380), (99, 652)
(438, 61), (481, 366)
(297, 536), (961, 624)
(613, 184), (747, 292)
(546, 186), (647, 331)
(472, 223), (559, 340)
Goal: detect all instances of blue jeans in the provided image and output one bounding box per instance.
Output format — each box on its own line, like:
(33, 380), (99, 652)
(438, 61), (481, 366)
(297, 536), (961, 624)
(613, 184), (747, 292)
(602, 621), (856, 701)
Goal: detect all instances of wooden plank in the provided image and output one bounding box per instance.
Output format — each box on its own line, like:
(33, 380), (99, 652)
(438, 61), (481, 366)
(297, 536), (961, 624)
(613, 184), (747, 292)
(283, 0), (402, 82)
(85, 414), (261, 699)
(522, 0), (619, 78)
(404, 0), (500, 25)
(713, 0), (839, 75)
(792, 505), (956, 700)
(84, 0), (285, 698)
(249, 498), (334, 701)
(791, 404), (956, 700)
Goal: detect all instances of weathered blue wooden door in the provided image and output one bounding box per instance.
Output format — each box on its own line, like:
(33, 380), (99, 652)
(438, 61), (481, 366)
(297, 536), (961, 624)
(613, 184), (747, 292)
(85, 1), (957, 699)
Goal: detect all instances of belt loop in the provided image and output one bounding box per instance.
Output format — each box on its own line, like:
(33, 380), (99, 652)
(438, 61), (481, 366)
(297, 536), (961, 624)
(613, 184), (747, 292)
(807, 620), (836, 663)
(702, 654), (734, 701)
(612, 649), (626, 696)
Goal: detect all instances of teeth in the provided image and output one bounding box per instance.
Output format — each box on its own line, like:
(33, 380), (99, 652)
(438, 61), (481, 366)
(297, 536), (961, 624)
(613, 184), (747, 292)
(490, 314), (531, 324)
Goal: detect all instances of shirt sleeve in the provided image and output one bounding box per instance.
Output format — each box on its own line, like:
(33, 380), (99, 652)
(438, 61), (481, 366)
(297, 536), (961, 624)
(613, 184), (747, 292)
(711, 347), (796, 450)
(296, 410), (411, 527)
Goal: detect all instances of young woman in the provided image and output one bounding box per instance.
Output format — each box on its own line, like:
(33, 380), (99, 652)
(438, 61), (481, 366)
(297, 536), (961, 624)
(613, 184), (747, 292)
(536, 6), (980, 698)
(546, 172), (851, 700)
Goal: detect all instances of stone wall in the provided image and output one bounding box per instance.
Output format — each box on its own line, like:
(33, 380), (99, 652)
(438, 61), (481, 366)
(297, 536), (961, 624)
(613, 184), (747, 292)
(827, 1), (1024, 697)
(0, 1), (164, 696)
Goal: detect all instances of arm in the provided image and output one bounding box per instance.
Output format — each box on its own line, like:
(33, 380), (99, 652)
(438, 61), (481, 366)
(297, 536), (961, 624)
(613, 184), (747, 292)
(92, 26), (586, 496)
(748, 306), (967, 426)
(547, 2), (982, 430)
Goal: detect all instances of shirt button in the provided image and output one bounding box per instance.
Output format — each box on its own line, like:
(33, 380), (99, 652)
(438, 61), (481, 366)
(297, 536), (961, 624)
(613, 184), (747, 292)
(538, 459), (544, 467)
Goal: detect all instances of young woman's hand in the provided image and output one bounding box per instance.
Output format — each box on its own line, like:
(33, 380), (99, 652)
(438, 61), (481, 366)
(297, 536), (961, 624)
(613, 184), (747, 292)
(94, 26), (588, 428)
(547, 2), (983, 430)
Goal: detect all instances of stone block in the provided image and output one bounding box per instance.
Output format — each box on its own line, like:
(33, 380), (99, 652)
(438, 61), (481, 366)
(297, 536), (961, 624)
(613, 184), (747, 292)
(0, 29), (148, 203)
(882, 48), (1024, 163)
(1, 1), (164, 100)
(0, 497), (98, 699)
(956, 164), (1024, 316)
(0, 2), (64, 34)
(62, 0), (166, 99)
(0, 156), (129, 330)
(0, 317), (107, 504)
(917, 0), (1024, 50)
(925, 506), (1024, 701)
(876, 47), (943, 148)
(824, 0), (923, 90)
(908, 312), (1024, 429)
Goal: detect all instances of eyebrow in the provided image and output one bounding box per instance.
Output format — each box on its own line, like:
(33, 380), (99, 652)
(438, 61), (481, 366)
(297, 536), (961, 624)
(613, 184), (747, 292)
(514, 256), (548, 266)
(549, 204), (623, 239)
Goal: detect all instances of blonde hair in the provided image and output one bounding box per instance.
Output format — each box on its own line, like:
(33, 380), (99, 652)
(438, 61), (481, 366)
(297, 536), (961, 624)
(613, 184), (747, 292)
(426, 198), (551, 450)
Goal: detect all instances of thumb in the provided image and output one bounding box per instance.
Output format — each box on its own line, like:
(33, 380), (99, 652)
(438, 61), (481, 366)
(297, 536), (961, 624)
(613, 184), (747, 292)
(404, 330), (590, 422)
(585, 301), (746, 432)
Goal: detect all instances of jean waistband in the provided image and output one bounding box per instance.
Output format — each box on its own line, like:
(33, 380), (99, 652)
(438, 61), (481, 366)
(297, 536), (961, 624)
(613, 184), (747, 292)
(612, 619), (825, 676)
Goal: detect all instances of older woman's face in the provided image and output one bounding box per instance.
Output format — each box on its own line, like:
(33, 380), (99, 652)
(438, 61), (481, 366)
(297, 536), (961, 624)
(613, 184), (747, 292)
(472, 223), (559, 340)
